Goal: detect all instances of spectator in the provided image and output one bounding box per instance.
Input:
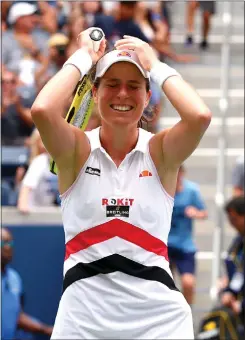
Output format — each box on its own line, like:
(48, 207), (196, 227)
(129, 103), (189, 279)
(10, 0), (58, 33)
(221, 197), (244, 329)
(17, 130), (59, 213)
(81, 1), (103, 28)
(3, 2), (50, 87)
(94, 1), (195, 62)
(1, 69), (34, 146)
(2, 227), (53, 340)
(36, 0), (58, 34)
(232, 155), (244, 197)
(1, 1), (12, 32)
(66, 11), (85, 57)
(185, 1), (216, 50)
(35, 33), (69, 91)
(168, 165), (208, 305)
(55, 1), (73, 31)
(135, 1), (168, 45)
(4, 128), (48, 207)
(102, 1), (118, 16)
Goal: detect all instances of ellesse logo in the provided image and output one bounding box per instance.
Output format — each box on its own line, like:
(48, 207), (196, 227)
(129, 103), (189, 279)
(85, 166), (101, 176)
(139, 170), (152, 177)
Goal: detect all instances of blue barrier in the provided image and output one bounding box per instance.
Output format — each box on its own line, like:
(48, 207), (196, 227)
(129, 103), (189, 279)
(6, 225), (65, 340)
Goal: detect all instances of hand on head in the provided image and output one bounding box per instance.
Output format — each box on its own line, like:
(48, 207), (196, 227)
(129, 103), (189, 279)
(114, 35), (158, 71)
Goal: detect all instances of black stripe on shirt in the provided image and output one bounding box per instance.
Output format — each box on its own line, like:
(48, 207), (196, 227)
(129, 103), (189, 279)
(63, 254), (179, 293)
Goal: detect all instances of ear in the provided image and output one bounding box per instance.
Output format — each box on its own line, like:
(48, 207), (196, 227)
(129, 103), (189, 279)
(144, 90), (152, 109)
(92, 85), (98, 104)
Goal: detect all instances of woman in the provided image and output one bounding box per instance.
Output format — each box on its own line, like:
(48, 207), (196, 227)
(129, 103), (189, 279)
(31, 28), (211, 339)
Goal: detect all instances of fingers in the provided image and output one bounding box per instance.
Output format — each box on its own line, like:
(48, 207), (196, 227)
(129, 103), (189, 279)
(114, 38), (135, 47)
(98, 39), (107, 54)
(123, 35), (141, 41)
(115, 43), (135, 51)
(115, 36), (144, 48)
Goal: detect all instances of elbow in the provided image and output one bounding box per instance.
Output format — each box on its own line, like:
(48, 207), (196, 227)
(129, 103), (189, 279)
(196, 108), (212, 129)
(31, 103), (49, 120)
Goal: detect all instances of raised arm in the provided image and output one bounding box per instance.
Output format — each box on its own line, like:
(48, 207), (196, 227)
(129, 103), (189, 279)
(115, 36), (211, 194)
(31, 28), (106, 192)
(115, 36), (211, 167)
(157, 75), (211, 167)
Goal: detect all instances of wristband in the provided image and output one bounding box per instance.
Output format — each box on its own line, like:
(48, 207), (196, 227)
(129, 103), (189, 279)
(63, 49), (93, 80)
(150, 61), (180, 88)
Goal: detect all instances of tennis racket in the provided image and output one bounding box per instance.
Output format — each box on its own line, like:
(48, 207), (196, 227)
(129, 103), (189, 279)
(49, 28), (104, 175)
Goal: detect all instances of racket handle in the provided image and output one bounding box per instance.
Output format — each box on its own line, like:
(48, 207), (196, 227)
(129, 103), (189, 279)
(89, 28), (105, 52)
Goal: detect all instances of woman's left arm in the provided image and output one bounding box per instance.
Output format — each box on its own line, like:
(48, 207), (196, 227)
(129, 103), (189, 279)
(157, 74), (211, 167)
(115, 36), (212, 168)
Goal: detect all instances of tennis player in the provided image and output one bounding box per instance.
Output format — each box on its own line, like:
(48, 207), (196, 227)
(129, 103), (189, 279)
(31, 27), (212, 339)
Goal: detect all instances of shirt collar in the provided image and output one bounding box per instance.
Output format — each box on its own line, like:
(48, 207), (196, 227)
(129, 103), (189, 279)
(86, 127), (150, 154)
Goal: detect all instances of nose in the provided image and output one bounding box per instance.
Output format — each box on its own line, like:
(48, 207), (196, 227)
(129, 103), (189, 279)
(116, 84), (129, 99)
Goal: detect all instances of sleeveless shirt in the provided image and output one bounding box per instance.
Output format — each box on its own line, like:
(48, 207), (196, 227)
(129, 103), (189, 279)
(51, 127), (194, 339)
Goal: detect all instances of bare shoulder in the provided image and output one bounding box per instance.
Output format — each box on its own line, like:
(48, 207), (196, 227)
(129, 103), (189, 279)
(149, 129), (179, 197)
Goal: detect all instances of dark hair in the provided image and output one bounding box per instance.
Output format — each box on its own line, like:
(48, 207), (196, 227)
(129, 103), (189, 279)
(225, 196), (245, 215)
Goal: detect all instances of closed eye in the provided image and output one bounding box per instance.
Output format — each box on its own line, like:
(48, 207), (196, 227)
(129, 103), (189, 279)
(129, 85), (140, 90)
(107, 84), (118, 88)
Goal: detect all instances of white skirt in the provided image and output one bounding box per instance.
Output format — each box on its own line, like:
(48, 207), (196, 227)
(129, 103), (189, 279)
(51, 273), (194, 339)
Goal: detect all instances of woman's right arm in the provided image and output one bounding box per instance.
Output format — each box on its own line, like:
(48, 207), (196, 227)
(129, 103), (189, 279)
(31, 28), (106, 188)
(31, 63), (87, 170)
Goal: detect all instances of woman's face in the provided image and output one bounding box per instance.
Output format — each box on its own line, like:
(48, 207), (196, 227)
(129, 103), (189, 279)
(93, 62), (151, 128)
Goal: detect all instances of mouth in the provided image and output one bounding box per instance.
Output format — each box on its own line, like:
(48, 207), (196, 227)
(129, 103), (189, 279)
(110, 104), (134, 112)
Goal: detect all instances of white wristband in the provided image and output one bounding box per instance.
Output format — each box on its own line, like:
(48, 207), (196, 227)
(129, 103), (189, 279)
(63, 49), (93, 80)
(150, 61), (180, 88)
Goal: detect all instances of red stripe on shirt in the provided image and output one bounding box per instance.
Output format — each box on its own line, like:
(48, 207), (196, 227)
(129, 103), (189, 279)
(65, 218), (168, 261)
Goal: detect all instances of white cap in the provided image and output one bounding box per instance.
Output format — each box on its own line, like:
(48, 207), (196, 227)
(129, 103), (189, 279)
(95, 50), (150, 79)
(8, 2), (38, 25)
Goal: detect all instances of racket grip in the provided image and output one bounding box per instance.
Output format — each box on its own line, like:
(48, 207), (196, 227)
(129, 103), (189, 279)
(92, 40), (102, 52)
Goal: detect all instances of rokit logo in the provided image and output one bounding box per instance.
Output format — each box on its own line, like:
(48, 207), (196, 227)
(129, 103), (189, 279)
(102, 198), (134, 218)
(85, 166), (101, 177)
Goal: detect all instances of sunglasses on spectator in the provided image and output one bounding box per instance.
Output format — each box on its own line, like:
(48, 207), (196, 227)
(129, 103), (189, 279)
(1, 240), (14, 248)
